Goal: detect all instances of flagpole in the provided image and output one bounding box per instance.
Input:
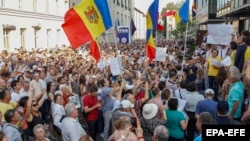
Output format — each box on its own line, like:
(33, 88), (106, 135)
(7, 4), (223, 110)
(182, 21), (188, 72)
(112, 27), (124, 80)
(155, 29), (157, 71)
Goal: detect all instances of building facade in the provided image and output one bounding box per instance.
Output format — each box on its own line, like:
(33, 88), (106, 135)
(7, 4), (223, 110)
(216, 0), (250, 33)
(0, 0), (70, 51)
(196, 0), (250, 32)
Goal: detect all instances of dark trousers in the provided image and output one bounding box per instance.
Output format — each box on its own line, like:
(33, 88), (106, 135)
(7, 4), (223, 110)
(186, 111), (196, 141)
(208, 76), (219, 101)
(87, 120), (98, 140)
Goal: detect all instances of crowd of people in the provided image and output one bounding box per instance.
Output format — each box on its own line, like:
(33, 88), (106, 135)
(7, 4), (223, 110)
(0, 29), (249, 141)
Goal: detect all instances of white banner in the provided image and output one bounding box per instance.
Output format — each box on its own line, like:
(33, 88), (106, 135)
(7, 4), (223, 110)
(155, 47), (167, 61)
(206, 24), (233, 45)
(110, 57), (122, 76)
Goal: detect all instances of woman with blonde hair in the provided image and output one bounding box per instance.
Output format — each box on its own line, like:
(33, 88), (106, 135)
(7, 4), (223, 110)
(109, 116), (138, 141)
(78, 135), (93, 141)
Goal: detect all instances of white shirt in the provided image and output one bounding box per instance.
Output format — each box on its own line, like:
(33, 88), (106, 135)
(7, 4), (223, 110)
(51, 102), (65, 130)
(61, 117), (86, 141)
(11, 91), (21, 102)
(217, 46), (229, 59)
(30, 79), (43, 97)
(39, 79), (47, 99)
(19, 88), (29, 98)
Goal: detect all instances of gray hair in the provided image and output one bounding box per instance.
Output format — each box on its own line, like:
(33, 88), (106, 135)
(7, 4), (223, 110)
(33, 124), (45, 134)
(154, 125), (169, 141)
(229, 66), (241, 81)
(65, 103), (75, 116)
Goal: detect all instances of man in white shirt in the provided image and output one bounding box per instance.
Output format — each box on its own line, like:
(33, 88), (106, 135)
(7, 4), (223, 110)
(10, 80), (22, 102)
(29, 72), (43, 98)
(61, 103), (86, 141)
(51, 94), (65, 132)
(19, 80), (30, 98)
(217, 45), (229, 59)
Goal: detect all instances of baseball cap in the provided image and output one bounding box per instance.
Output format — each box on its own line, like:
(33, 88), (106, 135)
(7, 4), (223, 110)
(205, 89), (214, 95)
(120, 100), (134, 109)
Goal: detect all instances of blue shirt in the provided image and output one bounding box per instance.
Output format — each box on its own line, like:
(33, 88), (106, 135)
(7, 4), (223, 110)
(195, 99), (217, 119)
(194, 134), (202, 141)
(227, 81), (244, 118)
(100, 87), (114, 113)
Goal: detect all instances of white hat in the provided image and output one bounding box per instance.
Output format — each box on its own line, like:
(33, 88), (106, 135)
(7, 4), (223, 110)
(205, 89), (214, 95)
(142, 103), (158, 120)
(120, 100), (134, 109)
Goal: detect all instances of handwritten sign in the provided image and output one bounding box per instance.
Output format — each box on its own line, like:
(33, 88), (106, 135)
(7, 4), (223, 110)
(155, 47), (167, 61)
(110, 57), (122, 76)
(206, 24), (233, 45)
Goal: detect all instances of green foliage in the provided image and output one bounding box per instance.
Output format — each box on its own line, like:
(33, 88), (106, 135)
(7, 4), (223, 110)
(171, 19), (196, 38)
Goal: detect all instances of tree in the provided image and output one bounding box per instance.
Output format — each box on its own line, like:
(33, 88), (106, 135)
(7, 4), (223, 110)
(171, 19), (196, 39)
(159, 2), (182, 38)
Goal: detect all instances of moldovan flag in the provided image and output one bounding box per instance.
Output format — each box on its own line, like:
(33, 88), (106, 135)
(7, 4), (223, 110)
(62, 0), (112, 49)
(89, 39), (101, 63)
(146, 29), (156, 63)
(146, 0), (159, 30)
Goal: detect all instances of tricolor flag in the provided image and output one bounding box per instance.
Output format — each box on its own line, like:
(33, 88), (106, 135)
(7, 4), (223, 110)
(179, 0), (190, 23)
(192, 0), (197, 17)
(62, 0), (112, 49)
(146, 0), (159, 63)
(146, 29), (156, 63)
(89, 39), (101, 63)
(161, 10), (176, 17)
(130, 18), (136, 36)
(146, 0), (159, 30)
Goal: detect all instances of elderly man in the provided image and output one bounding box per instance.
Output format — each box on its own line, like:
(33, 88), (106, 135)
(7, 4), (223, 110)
(51, 94), (65, 134)
(153, 125), (169, 141)
(61, 103), (86, 141)
(227, 66), (244, 121)
(33, 124), (50, 141)
(3, 109), (22, 141)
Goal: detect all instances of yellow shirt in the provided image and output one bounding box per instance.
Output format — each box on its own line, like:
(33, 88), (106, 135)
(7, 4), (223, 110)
(244, 46), (250, 60)
(0, 101), (17, 121)
(206, 56), (222, 76)
(230, 50), (236, 67)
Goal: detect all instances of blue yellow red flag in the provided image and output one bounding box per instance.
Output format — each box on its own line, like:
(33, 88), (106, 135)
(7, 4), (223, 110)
(62, 0), (112, 49)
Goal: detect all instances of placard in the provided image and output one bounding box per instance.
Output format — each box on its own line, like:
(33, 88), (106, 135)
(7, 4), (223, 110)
(206, 24), (233, 45)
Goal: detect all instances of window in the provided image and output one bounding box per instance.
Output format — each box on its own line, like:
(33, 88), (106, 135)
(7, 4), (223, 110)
(125, 0), (127, 9)
(46, 0), (49, 14)
(128, 0), (130, 10)
(0, 0), (5, 7)
(19, 0), (22, 9)
(121, 0), (124, 8)
(117, 0), (120, 5)
(56, 0), (59, 15)
(57, 29), (60, 47)
(3, 28), (9, 49)
(47, 29), (51, 48)
(20, 28), (26, 48)
(113, 0), (115, 3)
(33, 0), (37, 12)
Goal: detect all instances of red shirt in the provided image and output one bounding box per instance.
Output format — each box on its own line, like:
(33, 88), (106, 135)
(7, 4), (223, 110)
(83, 93), (98, 120)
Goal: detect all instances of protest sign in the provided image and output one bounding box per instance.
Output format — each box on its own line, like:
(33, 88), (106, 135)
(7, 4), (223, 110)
(155, 47), (167, 61)
(207, 24), (233, 45)
(110, 57), (122, 76)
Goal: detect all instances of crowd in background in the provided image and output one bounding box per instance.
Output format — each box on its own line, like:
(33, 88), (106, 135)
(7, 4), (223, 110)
(0, 30), (249, 141)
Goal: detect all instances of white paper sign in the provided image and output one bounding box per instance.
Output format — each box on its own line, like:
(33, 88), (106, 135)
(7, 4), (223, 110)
(156, 47), (167, 61)
(221, 56), (231, 66)
(68, 94), (81, 109)
(207, 24), (233, 45)
(110, 57), (122, 76)
(98, 59), (110, 69)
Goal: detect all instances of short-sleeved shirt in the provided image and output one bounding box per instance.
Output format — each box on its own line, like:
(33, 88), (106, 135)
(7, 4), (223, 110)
(166, 109), (186, 139)
(184, 65), (198, 83)
(206, 56), (222, 76)
(0, 102), (16, 121)
(244, 46), (250, 60)
(195, 99), (217, 119)
(227, 81), (244, 118)
(83, 93), (98, 120)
